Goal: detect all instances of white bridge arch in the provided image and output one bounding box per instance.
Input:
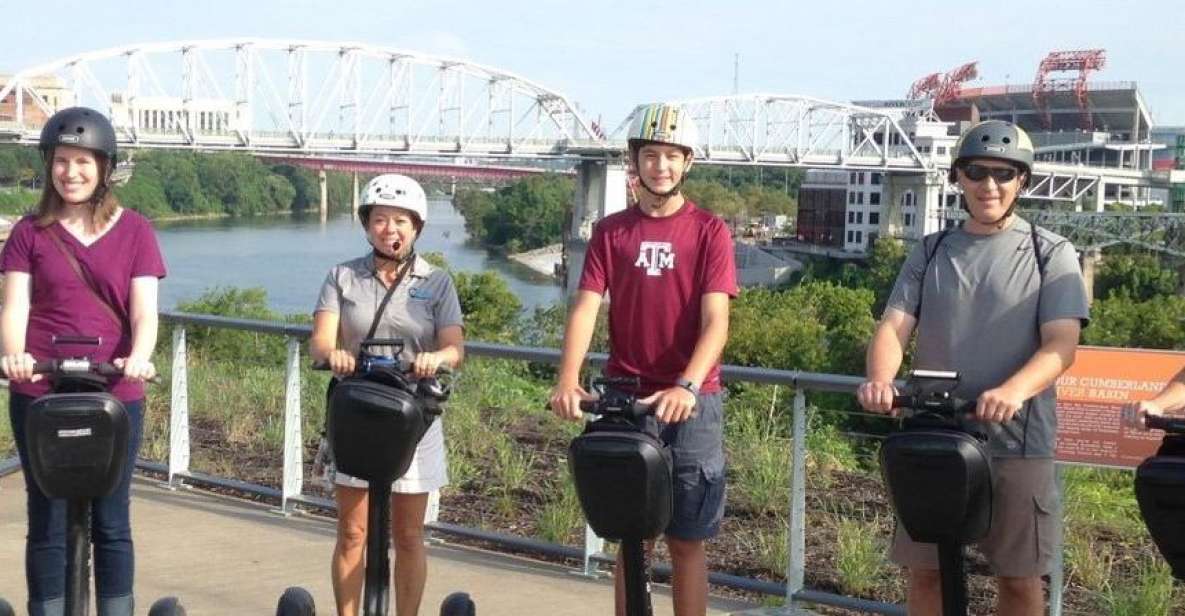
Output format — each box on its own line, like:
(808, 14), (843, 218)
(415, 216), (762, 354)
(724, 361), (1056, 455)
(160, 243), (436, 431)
(0, 39), (604, 157)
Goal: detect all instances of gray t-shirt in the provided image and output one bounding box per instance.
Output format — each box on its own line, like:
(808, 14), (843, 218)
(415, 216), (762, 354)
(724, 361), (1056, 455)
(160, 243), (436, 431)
(885, 218), (1090, 458)
(315, 254), (464, 362)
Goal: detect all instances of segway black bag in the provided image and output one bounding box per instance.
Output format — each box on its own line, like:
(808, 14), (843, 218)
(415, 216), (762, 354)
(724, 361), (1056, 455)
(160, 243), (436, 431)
(881, 424), (994, 544)
(328, 368), (434, 483)
(1135, 435), (1185, 579)
(569, 419), (673, 541)
(24, 392), (129, 500)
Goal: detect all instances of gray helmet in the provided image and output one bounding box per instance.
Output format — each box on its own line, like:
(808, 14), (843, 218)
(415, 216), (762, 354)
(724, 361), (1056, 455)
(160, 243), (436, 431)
(39, 107), (118, 164)
(948, 120), (1034, 184)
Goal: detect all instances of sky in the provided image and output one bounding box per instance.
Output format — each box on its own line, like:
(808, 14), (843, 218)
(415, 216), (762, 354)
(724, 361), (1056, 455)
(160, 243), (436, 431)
(4, 0), (1184, 127)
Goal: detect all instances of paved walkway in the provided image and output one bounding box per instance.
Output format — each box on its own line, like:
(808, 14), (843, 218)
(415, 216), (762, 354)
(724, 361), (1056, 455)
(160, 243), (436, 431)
(0, 472), (762, 615)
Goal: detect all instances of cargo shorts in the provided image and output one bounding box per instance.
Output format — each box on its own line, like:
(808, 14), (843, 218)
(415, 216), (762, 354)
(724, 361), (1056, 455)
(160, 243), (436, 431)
(648, 391), (727, 541)
(889, 456), (1059, 577)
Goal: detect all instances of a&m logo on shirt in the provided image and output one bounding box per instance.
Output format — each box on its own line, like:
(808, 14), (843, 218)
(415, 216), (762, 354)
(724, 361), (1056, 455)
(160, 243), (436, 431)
(634, 241), (675, 276)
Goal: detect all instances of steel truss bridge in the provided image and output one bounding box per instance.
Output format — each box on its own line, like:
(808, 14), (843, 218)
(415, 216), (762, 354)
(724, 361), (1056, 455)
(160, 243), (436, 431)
(2, 39), (1182, 252)
(935, 210), (1185, 257)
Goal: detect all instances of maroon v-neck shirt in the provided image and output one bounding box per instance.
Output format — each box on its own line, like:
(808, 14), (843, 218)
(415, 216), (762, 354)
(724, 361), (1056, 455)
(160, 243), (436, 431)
(0, 210), (167, 401)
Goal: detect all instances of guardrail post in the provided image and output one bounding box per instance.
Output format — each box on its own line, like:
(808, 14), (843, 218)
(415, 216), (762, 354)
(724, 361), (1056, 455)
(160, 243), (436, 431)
(166, 326), (191, 489)
(787, 390), (807, 605)
(279, 336), (303, 515)
(1049, 464), (1067, 616)
(580, 523), (606, 578)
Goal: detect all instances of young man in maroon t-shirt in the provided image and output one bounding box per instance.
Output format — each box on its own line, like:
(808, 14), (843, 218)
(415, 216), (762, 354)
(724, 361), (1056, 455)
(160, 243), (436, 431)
(550, 103), (737, 616)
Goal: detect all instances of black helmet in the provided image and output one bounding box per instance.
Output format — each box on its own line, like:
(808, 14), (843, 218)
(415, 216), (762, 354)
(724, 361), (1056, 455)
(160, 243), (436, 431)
(948, 120), (1034, 184)
(39, 107), (118, 163)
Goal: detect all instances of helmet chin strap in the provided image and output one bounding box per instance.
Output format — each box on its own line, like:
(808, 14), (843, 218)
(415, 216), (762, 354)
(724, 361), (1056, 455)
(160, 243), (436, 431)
(370, 239), (413, 266)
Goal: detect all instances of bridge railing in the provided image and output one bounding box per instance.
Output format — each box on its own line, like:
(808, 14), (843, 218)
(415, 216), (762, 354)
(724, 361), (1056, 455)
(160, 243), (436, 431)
(2, 311), (1081, 615)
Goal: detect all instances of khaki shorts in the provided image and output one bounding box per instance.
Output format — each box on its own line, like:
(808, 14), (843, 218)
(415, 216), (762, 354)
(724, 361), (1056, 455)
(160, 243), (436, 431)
(889, 457), (1059, 578)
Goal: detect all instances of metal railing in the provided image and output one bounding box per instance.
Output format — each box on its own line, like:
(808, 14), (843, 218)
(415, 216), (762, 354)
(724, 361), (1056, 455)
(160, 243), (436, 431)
(2, 310), (1082, 615)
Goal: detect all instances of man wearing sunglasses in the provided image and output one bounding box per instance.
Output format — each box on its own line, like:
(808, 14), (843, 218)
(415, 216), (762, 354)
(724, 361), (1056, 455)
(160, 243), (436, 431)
(858, 120), (1090, 615)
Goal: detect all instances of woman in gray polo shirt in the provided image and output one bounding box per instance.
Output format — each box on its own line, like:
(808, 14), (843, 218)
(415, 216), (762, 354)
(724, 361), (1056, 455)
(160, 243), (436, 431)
(310, 174), (464, 616)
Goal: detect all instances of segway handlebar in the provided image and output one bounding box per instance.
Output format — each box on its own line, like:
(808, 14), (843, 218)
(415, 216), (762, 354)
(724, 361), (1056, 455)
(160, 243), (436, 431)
(30, 359), (162, 384)
(578, 398), (653, 419)
(891, 394), (977, 417)
(1145, 414), (1185, 434)
(309, 360), (452, 377)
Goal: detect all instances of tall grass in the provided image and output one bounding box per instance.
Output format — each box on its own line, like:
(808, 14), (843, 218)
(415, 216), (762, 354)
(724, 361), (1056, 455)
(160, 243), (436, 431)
(1103, 555), (1175, 616)
(535, 471), (583, 544)
(834, 516), (887, 596)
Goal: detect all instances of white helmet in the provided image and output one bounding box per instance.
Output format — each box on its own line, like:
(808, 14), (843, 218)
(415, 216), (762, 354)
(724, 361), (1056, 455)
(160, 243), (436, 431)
(358, 174), (428, 226)
(626, 103), (699, 155)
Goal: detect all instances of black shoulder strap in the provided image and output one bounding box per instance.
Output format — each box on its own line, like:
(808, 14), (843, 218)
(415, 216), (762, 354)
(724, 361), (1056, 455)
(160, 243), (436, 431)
(912, 227), (953, 319)
(365, 255), (416, 341)
(1030, 222), (1046, 280)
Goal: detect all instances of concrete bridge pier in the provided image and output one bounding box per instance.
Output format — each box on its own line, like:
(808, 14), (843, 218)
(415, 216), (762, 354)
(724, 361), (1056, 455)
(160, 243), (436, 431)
(1080, 248), (1103, 304)
(318, 169), (328, 223)
(563, 158), (628, 296)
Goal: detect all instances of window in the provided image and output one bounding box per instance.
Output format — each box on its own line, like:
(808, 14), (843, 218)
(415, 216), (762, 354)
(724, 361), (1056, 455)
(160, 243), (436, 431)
(857, 193), (864, 205)
(903, 192), (914, 207)
(858, 172), (866, 185)
(855, 231), (863, 243)
(869, 212), (880, 224)
(870, 193), (881, 205)
(871, 172), (882, 185)
(850, 172), (857, 184)
(846, 230), (854, 243)
(904, 213), (913, 226)
(946, 194), (957, 207)
(857, 212), (864, 224)
(848, 211), (855, 224)
(937, 146), (947, 156)
(849, 192), (855, 204)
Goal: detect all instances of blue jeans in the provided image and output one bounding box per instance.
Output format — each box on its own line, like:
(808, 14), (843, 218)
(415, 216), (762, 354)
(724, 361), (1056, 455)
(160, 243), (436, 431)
(10, 393), (144, 604)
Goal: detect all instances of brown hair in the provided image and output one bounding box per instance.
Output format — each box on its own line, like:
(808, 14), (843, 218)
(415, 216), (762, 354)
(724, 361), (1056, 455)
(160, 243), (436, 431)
(34, 153), (120, 229)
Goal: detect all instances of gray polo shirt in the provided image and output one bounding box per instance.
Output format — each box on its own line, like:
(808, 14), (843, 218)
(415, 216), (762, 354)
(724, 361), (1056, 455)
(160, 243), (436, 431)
(315, 254), (464, 362)
(885, 217), (1091, 458)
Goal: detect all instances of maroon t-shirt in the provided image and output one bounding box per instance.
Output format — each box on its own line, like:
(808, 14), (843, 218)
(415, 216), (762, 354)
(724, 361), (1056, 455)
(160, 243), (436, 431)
(578, 201), (737, 395)
(0, 210), (167, 401)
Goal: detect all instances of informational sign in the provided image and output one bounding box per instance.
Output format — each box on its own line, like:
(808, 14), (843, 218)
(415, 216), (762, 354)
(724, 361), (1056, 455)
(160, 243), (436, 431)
(1055, 346), (1185, 468)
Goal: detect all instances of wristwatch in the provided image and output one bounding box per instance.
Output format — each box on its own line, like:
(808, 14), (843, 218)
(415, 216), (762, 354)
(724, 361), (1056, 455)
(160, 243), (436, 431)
(675, 377), (700, 396)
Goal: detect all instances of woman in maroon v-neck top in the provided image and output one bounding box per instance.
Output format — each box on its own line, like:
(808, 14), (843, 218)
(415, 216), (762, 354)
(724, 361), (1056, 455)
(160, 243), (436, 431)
(0, 107), (166, 616)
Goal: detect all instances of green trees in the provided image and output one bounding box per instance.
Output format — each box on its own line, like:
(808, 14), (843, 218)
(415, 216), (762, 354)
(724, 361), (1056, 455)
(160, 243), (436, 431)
(0, 145), (43, 188)
(1094, 254), (1178, 302)
(454, 174), (573, 253)
(726, 281), (876, 375)
(110, 151), (354, 219)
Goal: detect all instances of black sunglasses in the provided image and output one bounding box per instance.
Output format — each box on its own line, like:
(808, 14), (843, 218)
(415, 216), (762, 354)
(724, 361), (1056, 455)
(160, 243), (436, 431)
(960, 163), (1020, 183)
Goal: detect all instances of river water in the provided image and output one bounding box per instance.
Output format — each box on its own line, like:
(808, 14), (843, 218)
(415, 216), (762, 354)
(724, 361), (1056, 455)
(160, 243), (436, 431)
(154, 198), (563, 316)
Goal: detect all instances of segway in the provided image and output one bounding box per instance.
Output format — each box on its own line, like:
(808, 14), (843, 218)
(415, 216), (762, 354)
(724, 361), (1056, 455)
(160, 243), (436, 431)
(1135, 414), (1185, 580)
(569, 377), (671, 616)
(880, 370), (992, 616)
(299, 338), (452, 616)
(10, 336), (185, 616)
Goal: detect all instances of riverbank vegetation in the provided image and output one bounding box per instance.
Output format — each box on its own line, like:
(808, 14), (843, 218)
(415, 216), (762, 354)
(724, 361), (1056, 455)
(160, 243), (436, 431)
(452, 167), (804, 254)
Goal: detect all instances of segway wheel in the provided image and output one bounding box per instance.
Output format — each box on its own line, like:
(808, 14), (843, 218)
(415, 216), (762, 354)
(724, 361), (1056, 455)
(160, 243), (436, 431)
(0, 597), (13, 616)
(276, 586), (317, 616)
(147, 596), (187, 616)
(439, 591), (476, 616)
